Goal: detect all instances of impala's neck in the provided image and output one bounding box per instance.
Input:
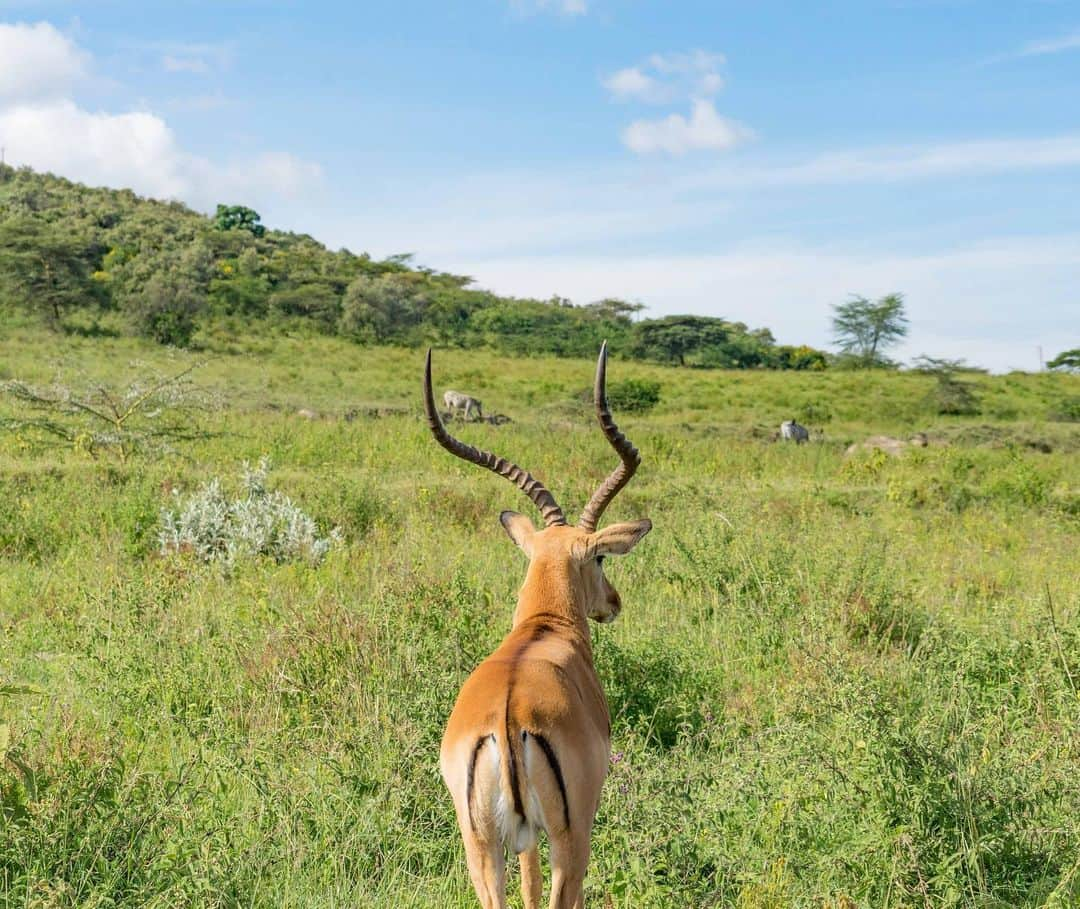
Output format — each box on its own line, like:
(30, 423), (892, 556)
(511, 555), (591, 642)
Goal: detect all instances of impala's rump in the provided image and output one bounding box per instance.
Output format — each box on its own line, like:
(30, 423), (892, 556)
(453, 727), (570, 855)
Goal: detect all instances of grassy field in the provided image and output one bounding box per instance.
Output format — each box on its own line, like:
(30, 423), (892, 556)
(1, 324), (1078, 908)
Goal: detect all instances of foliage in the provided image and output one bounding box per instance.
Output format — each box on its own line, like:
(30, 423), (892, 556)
(605, 378), (662, 413)
(831, 293), (909, 368)
(0, 216), (105, 328)
(914, 356), (983, 416)
(213, 204), (266, 237)
(0, 329), (1078, 906)
(160, 456), (342, 567)
(0, 362), (216, 461)
(1047, 347), (1080, 373)
(128, 272), (204, 346)
(1048, 396), (1080, 423)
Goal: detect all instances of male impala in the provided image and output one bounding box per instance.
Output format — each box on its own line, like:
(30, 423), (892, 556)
(424, 343), (651, 909)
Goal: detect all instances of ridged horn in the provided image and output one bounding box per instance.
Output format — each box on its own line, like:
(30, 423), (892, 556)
(577, 341), (641, 533)
(423, 349), (567, 527)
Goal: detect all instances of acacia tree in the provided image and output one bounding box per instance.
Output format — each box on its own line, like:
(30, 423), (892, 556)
(631, 315), (732, 366)
(0, 218), (103, 328)
(912, 356), (983, 415)
(831, 293), (909, 367)
(1046, 348), (1080, 372)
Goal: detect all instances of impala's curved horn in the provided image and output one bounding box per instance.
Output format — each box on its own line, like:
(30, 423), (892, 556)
(578, 341), (641, 533)
(423, 350), (567, 527)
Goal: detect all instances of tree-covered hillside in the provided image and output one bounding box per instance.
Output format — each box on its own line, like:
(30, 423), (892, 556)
(0, 165), (827, 368)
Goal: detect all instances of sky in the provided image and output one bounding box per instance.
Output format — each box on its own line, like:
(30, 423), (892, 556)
(0, 0), (1077, 370)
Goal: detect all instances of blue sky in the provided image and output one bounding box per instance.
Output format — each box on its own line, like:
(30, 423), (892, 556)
(1, 1), (1077, 369)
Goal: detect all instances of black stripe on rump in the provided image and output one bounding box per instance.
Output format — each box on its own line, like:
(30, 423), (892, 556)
(529, 732), (570, 831)
(465, 735), (492, 832)
(505, 692), (523, 819)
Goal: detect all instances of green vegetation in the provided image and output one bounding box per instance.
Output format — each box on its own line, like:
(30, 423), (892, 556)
(0, 165), (825, 368)
(832, 293), (909, 369)
(1047, 348), (1080, 373)
(1, 326), (1077, 907)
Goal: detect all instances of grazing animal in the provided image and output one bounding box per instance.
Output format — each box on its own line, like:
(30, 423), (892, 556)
(426, 343), (651, 909)
(780, 419), (810, 443)
(444, 389), (483, 421)
(845, 432), (928, 458)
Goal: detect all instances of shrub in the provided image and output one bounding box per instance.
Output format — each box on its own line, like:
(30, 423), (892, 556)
(1048, 396), (1080, 423)
(927, 376), (981, 415)
(0, 363), (217, 462)
(127, 273), (204, 347)
(605, 379), (662, 413)
(159, 457), (341, 567)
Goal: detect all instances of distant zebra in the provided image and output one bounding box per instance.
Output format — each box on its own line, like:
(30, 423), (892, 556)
(443, 390), (483, 421)
(780, 419), (809, 443)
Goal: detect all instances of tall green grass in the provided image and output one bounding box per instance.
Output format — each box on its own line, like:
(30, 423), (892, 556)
(1, 329), (1078, 907)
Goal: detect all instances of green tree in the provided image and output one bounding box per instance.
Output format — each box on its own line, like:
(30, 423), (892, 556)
(1046, 348), (1080, 372)
(831, 293), (909, 367)
(129, 272), (205, 346)
(213, 204), (266, 237)
(0, 218), (104, 328)
(339, 273), (430, 342)
(631, 315), (732, 366)
(912, 356), (983, 416)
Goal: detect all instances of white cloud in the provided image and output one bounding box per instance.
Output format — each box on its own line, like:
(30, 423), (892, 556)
(0, 100), (189, 195)
(1016, 30), (1080, 57)
(604, 49), (724, 103)
(604, 67), (661, 103)
(0, 99), (322, 207)
(683, 135), (1080, 189)
(0, 23), (321, 211)
(622, 99), (753, 155)
(224, 152), (323, 199)
(0, 20), (88, 102)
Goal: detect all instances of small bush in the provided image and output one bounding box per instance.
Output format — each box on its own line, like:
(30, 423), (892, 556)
(926, 376), (981, 415)
(159, 457), (341, 567)
(128, 274), (204, 347)
(1048, 396), (1080, 423)
(605, 379), (662, 413)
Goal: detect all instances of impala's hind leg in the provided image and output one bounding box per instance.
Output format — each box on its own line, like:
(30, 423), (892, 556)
(519, 846), (542, 908)
(445, 743), (506, 909)
(460, 826), (506, 909)
(547, 829), (590, 909)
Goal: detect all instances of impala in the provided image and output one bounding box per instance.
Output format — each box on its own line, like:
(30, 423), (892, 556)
(424, 343), (651, 909)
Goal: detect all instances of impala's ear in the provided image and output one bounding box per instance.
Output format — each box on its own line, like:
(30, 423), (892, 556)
(591, 519), (652, 556)
(500, 511), (536, 554)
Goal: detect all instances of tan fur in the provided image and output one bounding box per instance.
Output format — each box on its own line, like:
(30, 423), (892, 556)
(440, 518), (651, 909)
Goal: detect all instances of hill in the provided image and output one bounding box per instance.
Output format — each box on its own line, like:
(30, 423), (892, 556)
(0, 164), (825, 368)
